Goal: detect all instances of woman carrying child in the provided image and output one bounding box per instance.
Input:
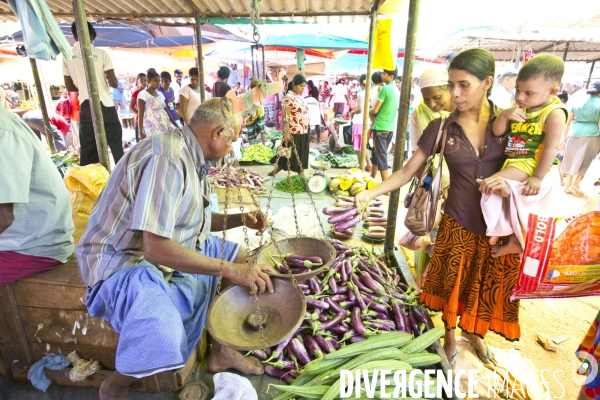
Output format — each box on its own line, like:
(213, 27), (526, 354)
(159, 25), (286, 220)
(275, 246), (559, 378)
(356, 49), (521, 365)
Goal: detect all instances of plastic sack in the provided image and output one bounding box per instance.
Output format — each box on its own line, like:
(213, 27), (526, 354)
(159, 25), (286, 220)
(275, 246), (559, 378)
(27, 353), (71, 392)
(511, 196), (600, 300)
(271, 205), (320, 240)
(66, 351), (101, 382)
(64, 163), (109, 215)
(212, 372), (258, 400)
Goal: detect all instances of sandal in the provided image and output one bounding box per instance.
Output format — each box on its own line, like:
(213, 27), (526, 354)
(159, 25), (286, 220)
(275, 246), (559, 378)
(448, 348), (458, 364)
(471, 342), (496, 366)
(568, 187), (586, 197)
(565, 186), (575, 194)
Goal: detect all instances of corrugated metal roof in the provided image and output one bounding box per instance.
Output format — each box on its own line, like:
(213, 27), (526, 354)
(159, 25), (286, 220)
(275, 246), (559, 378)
(0, 0), (377, 24)
(435, 31), (600, 63)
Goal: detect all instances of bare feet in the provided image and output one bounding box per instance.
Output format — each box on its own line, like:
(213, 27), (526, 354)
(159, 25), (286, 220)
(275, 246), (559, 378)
(491, 234), (522, 258)
(99, 372), (138, 400)
(267, 168), (279, 177)
(207, 339), (264, 375)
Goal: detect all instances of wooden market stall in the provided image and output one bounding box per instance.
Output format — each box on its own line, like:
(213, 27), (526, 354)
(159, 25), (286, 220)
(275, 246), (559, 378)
(0, 0), (454, 396)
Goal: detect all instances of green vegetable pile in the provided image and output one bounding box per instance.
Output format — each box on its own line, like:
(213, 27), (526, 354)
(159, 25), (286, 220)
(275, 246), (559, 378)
(316, 152), (357, 168)
(275, 175), (307, 193)
(51, 151), (79, 177)
(241, 144), (275, 163)
(265, 129), (283, 141)
(342, 146), (357, 155)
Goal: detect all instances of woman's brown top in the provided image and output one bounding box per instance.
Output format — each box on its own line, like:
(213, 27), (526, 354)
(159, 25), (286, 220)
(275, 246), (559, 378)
(417, 103), (507, 235)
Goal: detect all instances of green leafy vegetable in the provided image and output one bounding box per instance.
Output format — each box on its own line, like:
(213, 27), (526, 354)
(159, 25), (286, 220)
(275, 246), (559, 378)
(275, 175), (307, 193)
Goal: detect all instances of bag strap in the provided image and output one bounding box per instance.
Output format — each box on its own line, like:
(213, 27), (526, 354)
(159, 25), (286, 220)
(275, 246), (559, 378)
(429, 117), (446, 158)
(437, 117), (449, 166)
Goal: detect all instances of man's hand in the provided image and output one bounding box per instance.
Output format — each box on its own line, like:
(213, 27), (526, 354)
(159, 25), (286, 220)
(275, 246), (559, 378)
(245, 210), (268, 235)
(501, 106), (526, 123)
(354, 192), (372, 218)
(229, 263), (275, 295)
(521, 176), (542, 196)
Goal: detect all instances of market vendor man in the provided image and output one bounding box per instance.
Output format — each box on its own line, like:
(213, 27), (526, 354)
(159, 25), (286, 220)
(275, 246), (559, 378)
(76, 98), (275, 400)
(0, 95), (74, 286)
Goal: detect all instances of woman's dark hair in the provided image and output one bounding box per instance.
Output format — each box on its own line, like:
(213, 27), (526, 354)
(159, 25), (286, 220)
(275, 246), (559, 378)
(292, 74), (307, 86)
(449, 49), (495, 97)
(557, 91), (569, 101)
(174, 69), (183, 75)
(588, 81), (600, 95)
(136, 72), (146, 80)
(286, 82), (294, 93)
(147, 70), (159, 81)
(217, 66), (230, 79)
(371, 71), (382, 85)
(188, 67), (199, 77)
(160, 71), (172, 82)
(147, 68), (157, 74)
(307, 80), (315, 88)
(71, 22), (96, 41)
(358, 74), (367, 86)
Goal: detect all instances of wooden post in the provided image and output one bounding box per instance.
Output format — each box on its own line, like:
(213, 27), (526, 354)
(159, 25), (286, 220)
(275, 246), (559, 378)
(29, 58), (56, 154)
(384, 0), (420, 252)
(587, 60), (596, 89)
(72, 0), (110, 171)
(359, 7), (377, 170)
(562, 41), (570, 62)
(195, 11), (206, 102)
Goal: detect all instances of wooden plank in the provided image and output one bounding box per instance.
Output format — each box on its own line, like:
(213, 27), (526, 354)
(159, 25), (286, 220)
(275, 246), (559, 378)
(0, 352), (6, 376)
(0, 284), (33, 377)
(19, 306), (119, 350)
(13, 281), (88, 310)
(30, 342), (116, 370)
(18, 257), (86, 286)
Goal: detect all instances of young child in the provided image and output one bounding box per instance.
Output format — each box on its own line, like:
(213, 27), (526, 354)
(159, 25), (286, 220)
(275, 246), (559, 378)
(485, 54), (568, 257)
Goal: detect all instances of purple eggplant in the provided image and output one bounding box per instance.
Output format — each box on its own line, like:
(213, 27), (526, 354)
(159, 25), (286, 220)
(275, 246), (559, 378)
(318, 314), (327, 322)
(248, 349), (269, 360)
(329, 276), (338, 294)
(364, 293), (390, 304)
(339, 300), (358, 308)
(340, 329), (358, 342)
(324, 298), (347, 315)
(392, 300), (409, 333)
(329, 324), (349, 335)
(321, 313), (346, 331)
(303, 289), (311, 295)
(363, 310), (389, 320)
(340, 261), (349, 282)
(337, 286), (348, 294)
(268, 359), (296, 370)
(412, 305), (428, 324)
(347, 288), (357, 302)
(289, 267), (312, 274)
(323, 207), (348, 215)
(297, 283), (309, 290)
(327, 207), (358, 224)
(334, 215), (360, 232)
(360, 271), (386, 294)
(390, 291), (407, 300)
(408, 311), (420, 338)
(303, 334), (323, 358)
(315, 335), (336, 354)
(345, 258), (354, 277)
(308, 277), (321, 294)
(329, 338), (341, 350)
(350, 336), (367, 343)
(266, 335), (293, 362)
(278, 265), (291, 274)
(373, 319), (396, 329)
(351, 306), (368, 335)
(329, 294), (347, 303)
(351, 275), (374, 294)
(306, 298), (329, 309)
(366, 321), (391, 331)
(264, 366), (293, 383)
(287, 255), (323, 264)
(287, 338), (311, 365)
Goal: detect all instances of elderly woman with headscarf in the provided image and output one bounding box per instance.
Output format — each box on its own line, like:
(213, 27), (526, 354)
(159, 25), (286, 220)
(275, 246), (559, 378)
(268, 74), (310, 176)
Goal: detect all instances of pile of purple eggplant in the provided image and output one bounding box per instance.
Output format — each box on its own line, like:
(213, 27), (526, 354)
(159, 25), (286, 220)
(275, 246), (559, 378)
(324, 196), (385, 239)
(250, 240), (428, 382)
(207, 165), (269, 194)
(267, 253), (324, 274)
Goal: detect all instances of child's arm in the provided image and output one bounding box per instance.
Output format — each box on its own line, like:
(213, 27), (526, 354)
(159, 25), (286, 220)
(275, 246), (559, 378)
(522, 109), (567, 196)
(492, 106), (526, 136)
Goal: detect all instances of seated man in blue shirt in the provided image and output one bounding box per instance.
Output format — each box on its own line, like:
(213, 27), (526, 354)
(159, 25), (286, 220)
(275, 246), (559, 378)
(76, 98), (275, 399)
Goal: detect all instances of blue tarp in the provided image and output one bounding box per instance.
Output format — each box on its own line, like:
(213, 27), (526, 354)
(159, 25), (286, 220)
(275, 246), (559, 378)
(262, 34), (369, 50)
(4, 22), (214, 49)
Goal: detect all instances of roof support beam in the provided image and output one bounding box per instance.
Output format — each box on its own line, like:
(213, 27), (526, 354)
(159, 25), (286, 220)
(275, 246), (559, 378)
(29, 58), (56, 154)
(536, 41), (563, 53)
(72, 0), (111, 171)
(587, 60), (596, 89)
(385, 0), (421, 254)
(0, 10), (370, 18)
(562, 41), (570, 62)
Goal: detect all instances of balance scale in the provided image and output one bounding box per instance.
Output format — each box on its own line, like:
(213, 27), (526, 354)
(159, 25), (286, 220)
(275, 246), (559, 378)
(308, 161), (331, 194)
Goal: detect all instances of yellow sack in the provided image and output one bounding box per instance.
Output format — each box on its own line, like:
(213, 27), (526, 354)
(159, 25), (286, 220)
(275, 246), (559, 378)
(64, 163), (109, 216)
(372, 18), (399, 71)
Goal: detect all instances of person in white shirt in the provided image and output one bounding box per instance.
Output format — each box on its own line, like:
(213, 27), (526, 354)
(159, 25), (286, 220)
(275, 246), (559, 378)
(63, 22), (123, 166)
(349, 73), (372, 171)
(170, 69), (184, 101)
(329, 79), (349, 115)
(489, 71), (516, 109)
